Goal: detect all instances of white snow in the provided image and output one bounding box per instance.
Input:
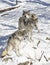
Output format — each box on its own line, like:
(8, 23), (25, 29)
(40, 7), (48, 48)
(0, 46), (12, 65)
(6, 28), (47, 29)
(0, 0), (50, 65)
(41, 0), (50, 3)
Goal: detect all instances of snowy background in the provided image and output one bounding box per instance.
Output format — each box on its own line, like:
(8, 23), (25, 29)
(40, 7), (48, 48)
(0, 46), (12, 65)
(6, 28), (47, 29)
(0, 0), (50, 65)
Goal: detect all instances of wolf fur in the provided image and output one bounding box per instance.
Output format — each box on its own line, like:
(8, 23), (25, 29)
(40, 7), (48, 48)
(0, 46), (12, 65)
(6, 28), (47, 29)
(2, 29), (27, 57)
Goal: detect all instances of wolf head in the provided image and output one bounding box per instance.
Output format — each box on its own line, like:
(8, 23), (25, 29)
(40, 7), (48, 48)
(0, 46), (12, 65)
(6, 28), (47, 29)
(18, 10), (38, 31)
(22, 10), (38, 29)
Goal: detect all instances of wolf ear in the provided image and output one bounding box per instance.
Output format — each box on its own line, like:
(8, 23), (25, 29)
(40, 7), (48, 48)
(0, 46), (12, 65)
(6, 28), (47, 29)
(23, 10), (25, 13)
(31, 14), (35, 17)
(23, 10), (30, 15)
(23, 10), (26, 15)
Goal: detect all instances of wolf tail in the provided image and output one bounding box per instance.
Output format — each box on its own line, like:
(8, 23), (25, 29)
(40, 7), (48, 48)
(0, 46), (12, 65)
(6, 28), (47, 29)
(1, 49), (7, 57)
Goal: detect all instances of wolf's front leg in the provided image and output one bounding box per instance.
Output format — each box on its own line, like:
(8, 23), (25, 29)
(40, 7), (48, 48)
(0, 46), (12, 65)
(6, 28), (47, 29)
(28, 31), (33, 42)
(35, 24), (40, 33)
(15, 42), (21, 56)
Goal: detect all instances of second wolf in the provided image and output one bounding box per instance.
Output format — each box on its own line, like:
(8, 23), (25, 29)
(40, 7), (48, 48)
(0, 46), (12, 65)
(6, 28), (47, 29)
(2, 29), (27, 57)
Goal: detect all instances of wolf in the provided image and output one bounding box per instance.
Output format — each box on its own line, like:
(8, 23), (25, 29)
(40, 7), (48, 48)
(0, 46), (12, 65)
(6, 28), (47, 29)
(18, 10), (39, 41)
(1, 29), (27, 57)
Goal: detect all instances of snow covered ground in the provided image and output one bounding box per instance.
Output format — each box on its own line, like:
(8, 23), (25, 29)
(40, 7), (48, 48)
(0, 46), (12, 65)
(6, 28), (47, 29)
(0, 0), (50, 65)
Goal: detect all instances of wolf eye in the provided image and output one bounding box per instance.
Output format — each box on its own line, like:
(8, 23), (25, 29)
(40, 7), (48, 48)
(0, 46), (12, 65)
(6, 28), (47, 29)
(24, 15), (26, 17)
(31, 15), (33, 17)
